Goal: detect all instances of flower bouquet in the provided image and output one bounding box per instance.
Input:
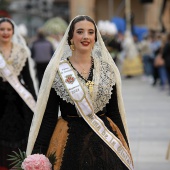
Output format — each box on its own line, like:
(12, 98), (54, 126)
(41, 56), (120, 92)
(8, 149), (56, 170)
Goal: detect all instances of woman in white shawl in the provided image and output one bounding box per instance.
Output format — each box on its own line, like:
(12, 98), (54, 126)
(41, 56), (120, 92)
(0, 17), (36, 169)
(26, 15), (134, 170)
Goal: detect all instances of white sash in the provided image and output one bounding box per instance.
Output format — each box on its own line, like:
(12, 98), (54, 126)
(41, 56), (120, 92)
(58, 60), (134, 170)
(0, 53), (36, 112)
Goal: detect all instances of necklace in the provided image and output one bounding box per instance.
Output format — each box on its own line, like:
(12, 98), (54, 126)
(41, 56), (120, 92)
(81, 69), (88, 74)
(77, 63), (88, 74)
(74, 57), (93, 75)
(79, 58), (94, 95)
(68, 57), (95, 95)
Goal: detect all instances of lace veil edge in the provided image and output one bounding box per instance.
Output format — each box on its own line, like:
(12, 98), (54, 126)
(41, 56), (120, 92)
(0, 17), (38, 93)
(26, 15), (129, 156)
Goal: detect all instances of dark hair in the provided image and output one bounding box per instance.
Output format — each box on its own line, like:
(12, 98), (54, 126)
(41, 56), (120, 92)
(37, 28), (45, 39)
(68, 15), (97, 45)
(0, 18), (14, 34)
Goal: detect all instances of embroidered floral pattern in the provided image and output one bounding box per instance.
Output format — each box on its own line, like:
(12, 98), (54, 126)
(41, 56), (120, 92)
(59, 117), (124, 170)
(0, 43), (27, 81)
(52, 58), (115, 114)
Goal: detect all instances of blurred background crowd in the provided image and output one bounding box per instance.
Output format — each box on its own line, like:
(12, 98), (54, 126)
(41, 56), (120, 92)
(1, 0), (170, 94)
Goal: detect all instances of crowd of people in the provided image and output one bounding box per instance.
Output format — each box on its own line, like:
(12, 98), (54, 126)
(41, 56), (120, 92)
(137, 31), (170, 95)
(0, 14), (170, 170)
(100, 26), (170, 96)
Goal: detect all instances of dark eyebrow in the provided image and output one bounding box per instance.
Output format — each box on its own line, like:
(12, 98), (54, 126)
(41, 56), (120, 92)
(89, 29), (95, 31)
(76, 28), (83, 31)
(76, 28), (94, 31)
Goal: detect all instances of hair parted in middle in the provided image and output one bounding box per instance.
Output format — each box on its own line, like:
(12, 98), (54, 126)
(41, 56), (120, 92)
(0, 17), (15, 34)
(67, 15), (97, 46)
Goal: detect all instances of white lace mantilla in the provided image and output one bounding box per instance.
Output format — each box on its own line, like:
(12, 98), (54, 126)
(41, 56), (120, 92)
(0, 43), (28, 81)
(53, 57), (116, 114)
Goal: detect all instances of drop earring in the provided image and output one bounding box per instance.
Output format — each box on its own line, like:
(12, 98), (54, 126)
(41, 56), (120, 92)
(70, 40), (75, 51)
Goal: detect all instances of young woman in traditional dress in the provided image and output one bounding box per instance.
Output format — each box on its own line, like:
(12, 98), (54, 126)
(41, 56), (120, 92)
(0, 18), (36, 170)
(26, 15), (134, 170)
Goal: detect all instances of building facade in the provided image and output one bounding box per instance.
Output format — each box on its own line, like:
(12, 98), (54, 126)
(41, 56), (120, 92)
(68, 0), (170, 32)
(1, 0), (170, 36)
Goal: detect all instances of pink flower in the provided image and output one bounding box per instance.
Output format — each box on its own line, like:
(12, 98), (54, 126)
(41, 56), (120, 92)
(21, 154), (52, 170)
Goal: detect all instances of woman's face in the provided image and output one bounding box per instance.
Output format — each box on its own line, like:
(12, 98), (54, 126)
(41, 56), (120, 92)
(0, 21), (14, 43)
(72, 20), (95, 52)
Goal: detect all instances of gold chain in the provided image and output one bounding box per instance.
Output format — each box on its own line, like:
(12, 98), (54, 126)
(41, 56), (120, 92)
(73, 57), (93, 75)
(77, 63), (88, 75)
(70, 57), (95, 95)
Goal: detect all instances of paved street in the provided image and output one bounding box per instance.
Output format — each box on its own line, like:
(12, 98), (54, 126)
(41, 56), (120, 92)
(122, 76), (170, 170)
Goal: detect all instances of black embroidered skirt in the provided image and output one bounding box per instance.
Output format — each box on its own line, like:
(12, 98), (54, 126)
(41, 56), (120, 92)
(47, 115), (129, 170)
